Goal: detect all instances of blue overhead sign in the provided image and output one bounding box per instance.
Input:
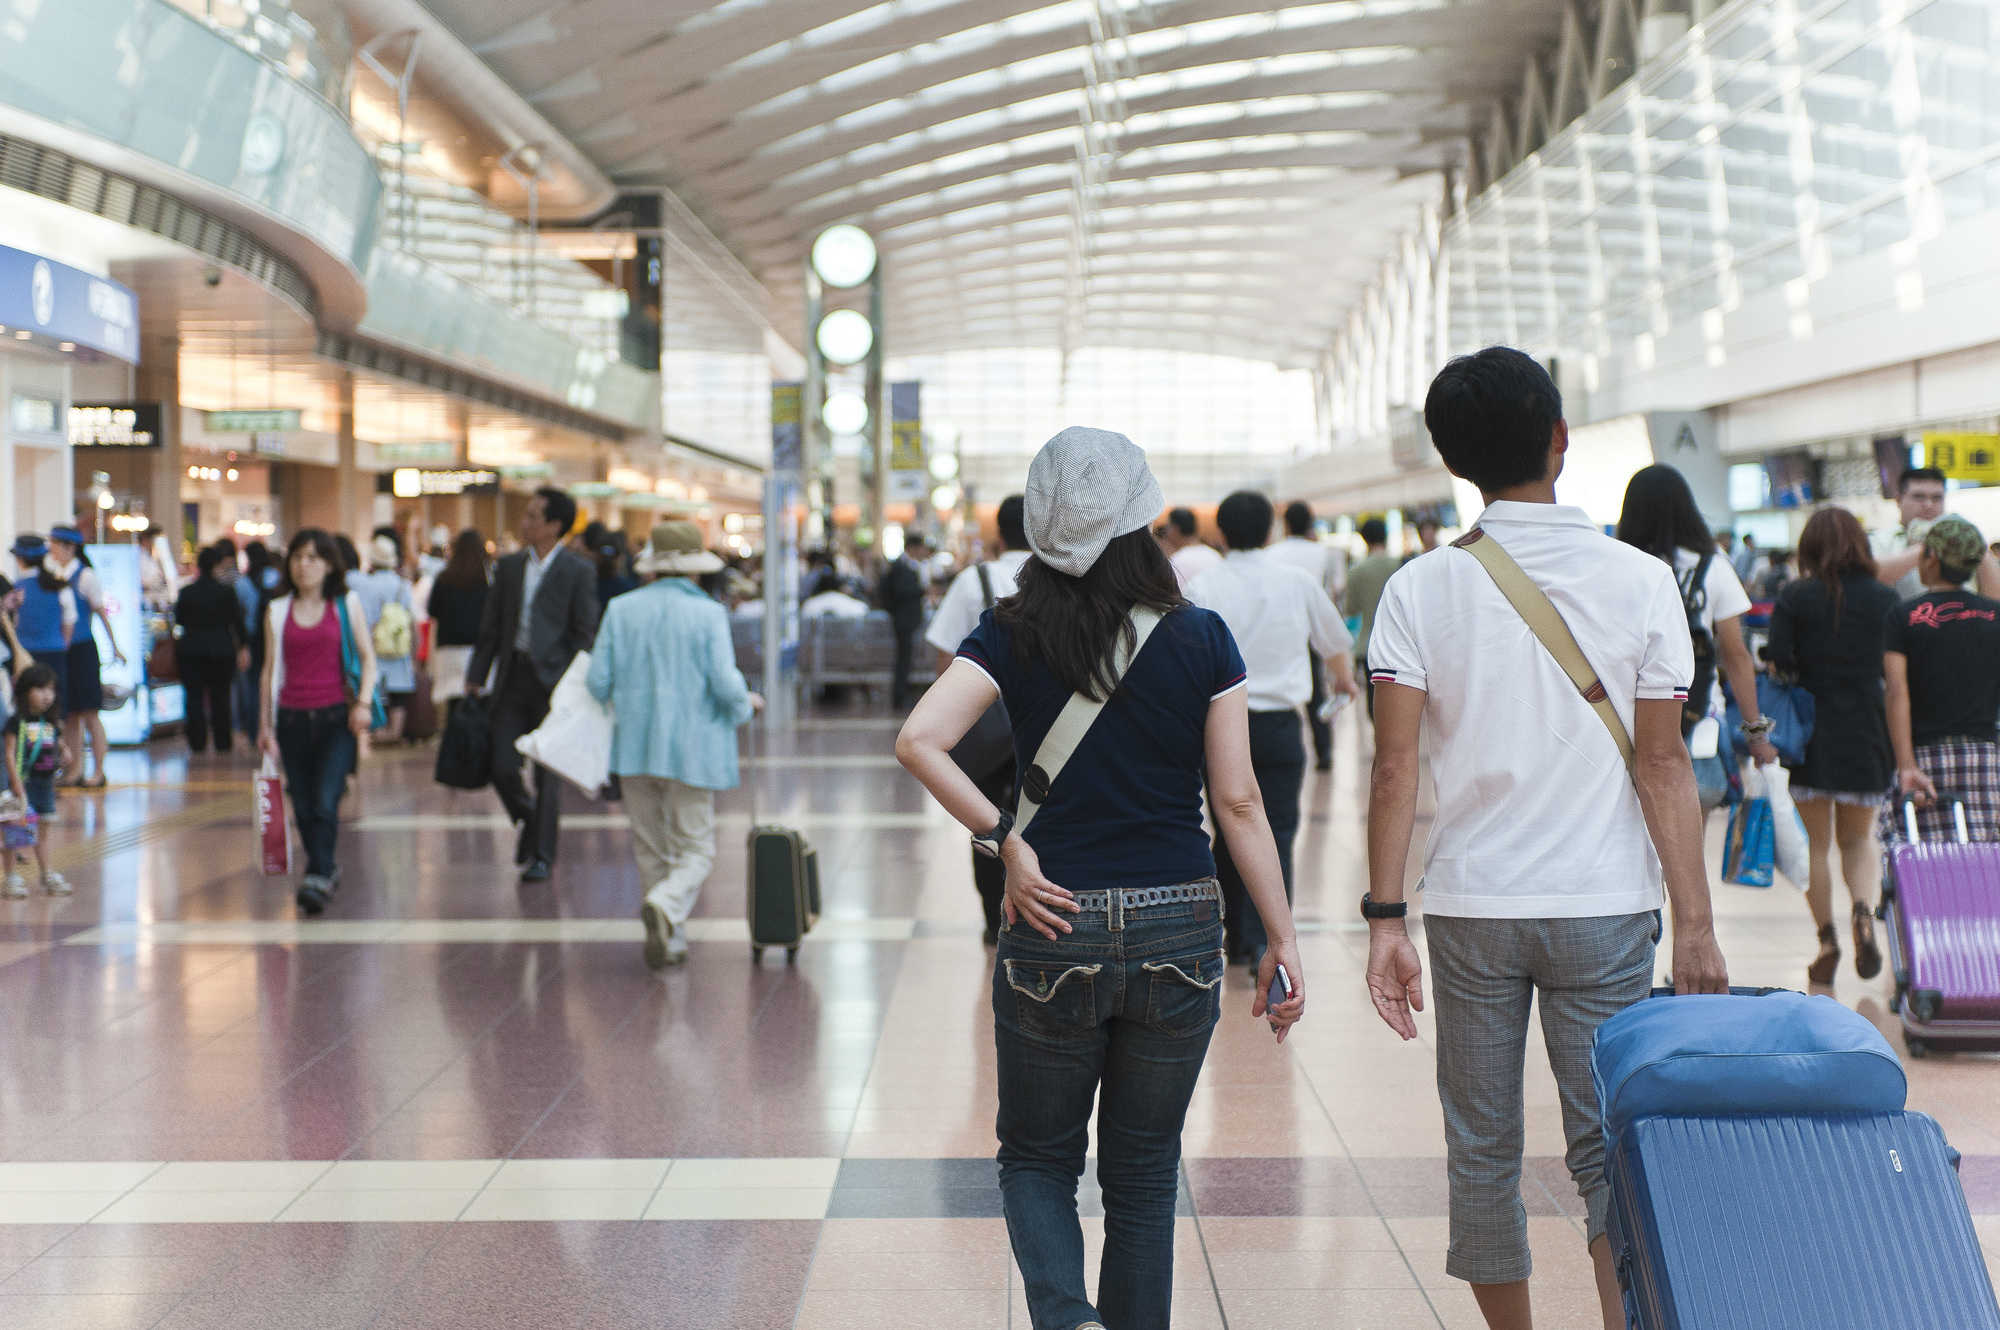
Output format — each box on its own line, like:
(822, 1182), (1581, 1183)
(0, 244), (138, 362)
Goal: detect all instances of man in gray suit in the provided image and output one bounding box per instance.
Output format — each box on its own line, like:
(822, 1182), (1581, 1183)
(466, 487), (600, 882)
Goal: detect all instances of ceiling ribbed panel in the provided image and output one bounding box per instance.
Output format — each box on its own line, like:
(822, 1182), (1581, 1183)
(422, 0), (1570, 366)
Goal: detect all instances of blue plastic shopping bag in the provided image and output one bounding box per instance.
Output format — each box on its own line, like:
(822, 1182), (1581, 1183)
(1722, 795), (1776, 888)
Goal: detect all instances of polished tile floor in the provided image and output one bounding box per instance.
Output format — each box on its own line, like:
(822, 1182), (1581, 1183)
(0, 711), (1993, 1328)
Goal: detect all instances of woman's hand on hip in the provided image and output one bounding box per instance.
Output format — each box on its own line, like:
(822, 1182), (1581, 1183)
(1252, 937), (1305, 1043)
(999, 834), (1077, 940)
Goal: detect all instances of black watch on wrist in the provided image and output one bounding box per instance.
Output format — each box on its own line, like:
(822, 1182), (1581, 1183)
(972, 809), (1015, 860)
(1360, 892), (1408, 921)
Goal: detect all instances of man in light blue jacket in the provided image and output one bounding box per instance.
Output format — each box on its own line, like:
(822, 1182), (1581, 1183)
(587, 523), (762, 968)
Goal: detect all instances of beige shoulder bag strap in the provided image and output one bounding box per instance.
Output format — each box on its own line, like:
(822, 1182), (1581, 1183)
(1014, 606), (1165, 835)
(1452, 528), (1635, 775)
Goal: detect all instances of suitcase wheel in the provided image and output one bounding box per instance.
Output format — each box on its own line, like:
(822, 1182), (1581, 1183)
(1888, 990), (1902, 1015)
(786, 946), (799, 964)
(1911, 990), (1943, 1025)
(751, 946), (763, 963)
(1905, 1035), (1930, 1059)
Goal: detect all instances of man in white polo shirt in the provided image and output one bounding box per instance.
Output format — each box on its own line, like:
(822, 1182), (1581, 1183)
(1361, 347), (1728, 1330)
(1188, 491), (1361, 965)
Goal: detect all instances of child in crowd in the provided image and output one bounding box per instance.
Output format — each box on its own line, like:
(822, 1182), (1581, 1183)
(3, 664), (70, 897)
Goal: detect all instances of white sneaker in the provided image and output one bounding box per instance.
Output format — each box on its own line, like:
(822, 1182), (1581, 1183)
(41, 871), (70, 897)
(2, 873), (26, 899)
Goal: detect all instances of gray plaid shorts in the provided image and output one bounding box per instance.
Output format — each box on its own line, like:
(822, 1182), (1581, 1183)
(1425, 910), (1659, 1285)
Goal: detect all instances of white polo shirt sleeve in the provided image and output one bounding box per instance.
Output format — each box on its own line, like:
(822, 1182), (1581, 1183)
(1363, 574), (1425, 691)
(1303, 576), (1353, 660)
(1703, 556), (1753, 627)
(1637, 566), (1698, 703)
(924, 566), (984, 655)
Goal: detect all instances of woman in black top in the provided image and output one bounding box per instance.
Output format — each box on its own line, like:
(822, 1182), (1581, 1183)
(173, 542), (249, 753)
(1767, 506), (1899, 985)
(1883, 515), (2000, 842)
(426, 530), (490, 703)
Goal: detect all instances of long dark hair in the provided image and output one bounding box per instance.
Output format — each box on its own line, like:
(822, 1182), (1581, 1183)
(280, 528), (348, 600)
(1615, 465), (1711, 562)
(436, 529), (490, 590)
(996, 528), (1186, 700)
(1796, 506), (1876, 626)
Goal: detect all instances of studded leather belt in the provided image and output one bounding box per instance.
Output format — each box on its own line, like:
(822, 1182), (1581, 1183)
(1068, 878), (1221, 915)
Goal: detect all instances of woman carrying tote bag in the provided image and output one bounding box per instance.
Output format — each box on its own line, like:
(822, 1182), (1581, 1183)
(897, 427), (1304, 1330)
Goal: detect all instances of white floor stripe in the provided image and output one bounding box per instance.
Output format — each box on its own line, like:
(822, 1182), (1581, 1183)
(0, 1157), (841, 1225)
(65, 918), (918, 946)
(352, 811), (946, 831)
(742, 755), (904, 769)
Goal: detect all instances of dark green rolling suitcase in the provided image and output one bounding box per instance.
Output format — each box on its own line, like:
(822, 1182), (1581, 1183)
(747, 825), (818, 963)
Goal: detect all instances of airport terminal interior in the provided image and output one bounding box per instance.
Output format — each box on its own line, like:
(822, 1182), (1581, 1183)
(1, 0), (1999, 1326)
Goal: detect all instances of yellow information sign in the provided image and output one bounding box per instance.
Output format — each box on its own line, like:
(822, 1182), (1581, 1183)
(1922, 431), (2000, 484)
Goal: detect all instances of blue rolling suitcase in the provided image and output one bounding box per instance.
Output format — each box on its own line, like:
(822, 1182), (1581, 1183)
(1593, 988), (2000, 1330)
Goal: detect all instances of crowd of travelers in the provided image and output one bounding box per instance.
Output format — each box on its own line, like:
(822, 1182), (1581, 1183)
(7, 356), (1996, 1330)
(891, 349), (2000, 1330)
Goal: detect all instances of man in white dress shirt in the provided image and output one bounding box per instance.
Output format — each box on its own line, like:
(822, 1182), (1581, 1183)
(1160, 506), (1222, 588)
(1188, 492), (1361, 965)
(1268, 501), (1348, 770)
(925, 495), (1030, 943)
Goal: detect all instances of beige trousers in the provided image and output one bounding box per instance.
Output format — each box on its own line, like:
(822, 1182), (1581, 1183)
(623, 776), (717, 928)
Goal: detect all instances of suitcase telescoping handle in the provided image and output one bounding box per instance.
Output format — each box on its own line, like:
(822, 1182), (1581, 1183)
(1646, 985), (1791, 1000)
(1900, 792), (1970, 845)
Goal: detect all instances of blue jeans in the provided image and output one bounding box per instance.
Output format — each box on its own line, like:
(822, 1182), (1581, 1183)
(276, 705), (356, 878)
(993, 885), (1224, 1330)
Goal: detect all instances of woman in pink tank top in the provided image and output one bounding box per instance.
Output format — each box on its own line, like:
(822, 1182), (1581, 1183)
(258, 529), (377, 917)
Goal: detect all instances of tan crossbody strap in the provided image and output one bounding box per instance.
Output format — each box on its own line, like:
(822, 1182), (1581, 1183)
(1014, 607), (1165, 835)
(1453, 528), (1635, 775)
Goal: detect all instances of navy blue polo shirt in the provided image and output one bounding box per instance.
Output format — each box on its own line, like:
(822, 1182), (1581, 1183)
(957, 605), (1246, 892)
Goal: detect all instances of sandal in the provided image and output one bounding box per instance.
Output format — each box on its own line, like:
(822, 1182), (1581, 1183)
(1807, 923), (1841, 986)
(1853, 904), (1883, 981)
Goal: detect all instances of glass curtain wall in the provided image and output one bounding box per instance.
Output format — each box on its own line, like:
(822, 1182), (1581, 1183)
(1443, 0), (2000, 379)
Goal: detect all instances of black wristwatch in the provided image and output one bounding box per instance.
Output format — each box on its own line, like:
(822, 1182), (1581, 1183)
(972, 809), (1015, 860)
(1360, 892), (1408, 921)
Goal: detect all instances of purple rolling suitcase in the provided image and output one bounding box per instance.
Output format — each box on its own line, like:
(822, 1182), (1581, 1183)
(1881, 795), (2000, 1056)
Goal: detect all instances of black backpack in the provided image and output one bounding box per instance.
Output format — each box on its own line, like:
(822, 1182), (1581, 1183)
(1676, 550), (1716, 738)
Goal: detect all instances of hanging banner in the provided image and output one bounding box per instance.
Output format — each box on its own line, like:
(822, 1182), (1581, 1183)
(887, 380), (926, 503)
(771, 382), (802, 474)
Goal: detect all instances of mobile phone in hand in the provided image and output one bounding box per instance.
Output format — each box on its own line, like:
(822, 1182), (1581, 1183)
(1266, 964), (1292, 1029)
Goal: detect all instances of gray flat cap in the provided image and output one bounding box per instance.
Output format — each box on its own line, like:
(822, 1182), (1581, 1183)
(1024, 426), (1165, 577)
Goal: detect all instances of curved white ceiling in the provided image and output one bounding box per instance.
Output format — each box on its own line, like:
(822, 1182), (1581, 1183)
(422, 0), (1568, 366)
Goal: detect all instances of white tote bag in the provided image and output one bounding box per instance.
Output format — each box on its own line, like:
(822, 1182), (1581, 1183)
(515, 652), (614, 795)
(1759, 764), (1812, 892)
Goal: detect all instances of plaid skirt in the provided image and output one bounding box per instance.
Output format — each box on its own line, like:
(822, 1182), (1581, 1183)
(1876, 738), (2000, 845)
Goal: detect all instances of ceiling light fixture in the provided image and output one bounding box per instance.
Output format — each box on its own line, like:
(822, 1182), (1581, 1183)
(810, 224), (878, 288)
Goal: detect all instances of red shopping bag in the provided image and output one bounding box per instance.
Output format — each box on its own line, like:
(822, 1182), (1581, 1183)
(256, 757), (291, 876)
